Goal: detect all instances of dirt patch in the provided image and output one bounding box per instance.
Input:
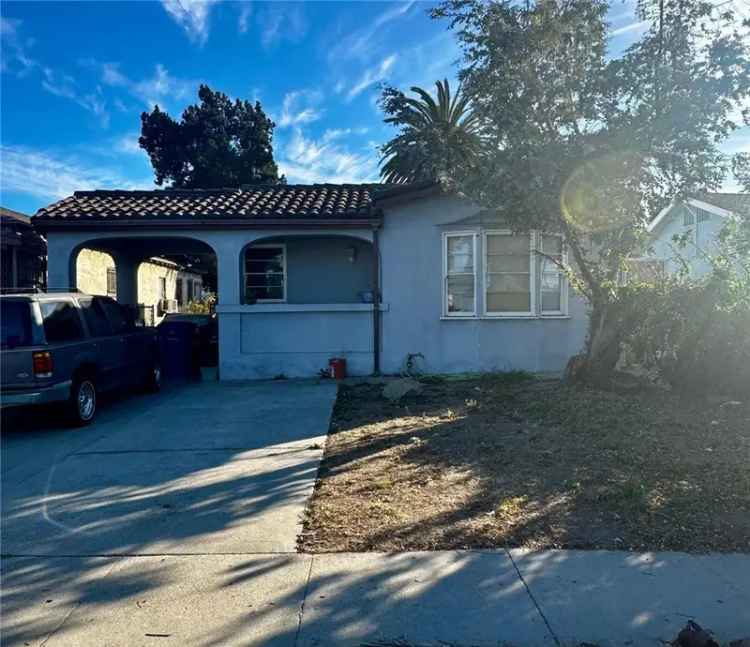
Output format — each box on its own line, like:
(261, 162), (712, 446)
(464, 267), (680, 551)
(299, 375), (750, 553)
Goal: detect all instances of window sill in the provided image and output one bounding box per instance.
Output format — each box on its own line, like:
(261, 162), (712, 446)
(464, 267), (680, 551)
(440, 314), (571, 321)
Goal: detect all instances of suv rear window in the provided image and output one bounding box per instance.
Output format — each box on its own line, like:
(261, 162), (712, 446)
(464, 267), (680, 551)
(0, 300), (32, 349)
(79, 298), (113, 337)
(100, 298), (132, 334)
(41, 301), (85, 344)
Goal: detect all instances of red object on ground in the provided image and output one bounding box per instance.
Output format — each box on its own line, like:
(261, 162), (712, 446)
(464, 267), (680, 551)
(329, 357), (347, 379)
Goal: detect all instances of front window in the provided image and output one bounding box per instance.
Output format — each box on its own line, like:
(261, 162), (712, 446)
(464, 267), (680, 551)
(244, 245), (286, 303)
(485, 232), (533, 315)
(444, 233), (476, 316)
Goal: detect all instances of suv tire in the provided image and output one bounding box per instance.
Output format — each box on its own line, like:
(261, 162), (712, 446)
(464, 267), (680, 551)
(67, 375), (97, 426)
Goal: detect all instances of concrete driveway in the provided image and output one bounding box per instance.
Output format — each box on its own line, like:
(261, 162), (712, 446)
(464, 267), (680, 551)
(1, 380), (336, 647)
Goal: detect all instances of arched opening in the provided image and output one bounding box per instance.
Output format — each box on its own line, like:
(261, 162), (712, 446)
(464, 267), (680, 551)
(75, 248), (117, 298)
(70, 236), (217, 325)
(239, 234), (375, 306)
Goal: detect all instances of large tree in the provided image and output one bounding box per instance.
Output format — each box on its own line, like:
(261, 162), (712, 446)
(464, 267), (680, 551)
(432, 0), (750, 380)
(379, 79), (482, 183)
(139, 85), (282, 189)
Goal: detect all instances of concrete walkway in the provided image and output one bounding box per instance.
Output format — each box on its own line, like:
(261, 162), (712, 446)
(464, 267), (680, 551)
(2, 381), (749, 646)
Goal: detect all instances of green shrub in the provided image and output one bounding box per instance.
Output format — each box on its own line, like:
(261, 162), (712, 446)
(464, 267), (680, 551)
(625, 220), (750, 397)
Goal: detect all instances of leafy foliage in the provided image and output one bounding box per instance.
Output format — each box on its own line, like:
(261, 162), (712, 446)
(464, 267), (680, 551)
(432, 0), (750, 380)
(379, 79), (483, 184)
(139, 85), (282, 189)
(625, 219), (750, 396)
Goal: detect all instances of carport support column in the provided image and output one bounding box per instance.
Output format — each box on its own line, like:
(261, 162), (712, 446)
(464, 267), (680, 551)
(112, 253), (140, 306)
(214, 240), (249, 382)
(46, 233), (78, 291)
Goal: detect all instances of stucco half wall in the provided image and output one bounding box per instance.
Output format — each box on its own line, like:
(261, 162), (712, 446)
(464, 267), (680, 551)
(378, 194), (589, 375)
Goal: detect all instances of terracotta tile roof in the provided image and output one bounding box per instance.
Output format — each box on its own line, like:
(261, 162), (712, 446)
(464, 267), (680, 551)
(34, 185), (387, 223)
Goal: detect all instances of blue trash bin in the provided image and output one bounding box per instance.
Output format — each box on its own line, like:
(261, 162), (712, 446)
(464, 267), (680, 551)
(158, 321), (198, 380)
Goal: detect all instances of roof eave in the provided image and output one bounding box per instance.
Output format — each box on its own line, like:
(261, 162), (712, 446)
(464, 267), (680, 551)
(34, 217), (383, 232)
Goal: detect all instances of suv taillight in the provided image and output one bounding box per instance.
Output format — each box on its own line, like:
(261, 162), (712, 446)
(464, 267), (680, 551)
(32, 351), (53, 378)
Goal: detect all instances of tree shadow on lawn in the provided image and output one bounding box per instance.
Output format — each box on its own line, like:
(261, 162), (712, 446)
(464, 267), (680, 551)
(300, 379), (750, 554)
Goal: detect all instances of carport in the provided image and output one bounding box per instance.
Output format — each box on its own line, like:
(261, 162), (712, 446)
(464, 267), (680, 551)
(35, 186), (383, 380)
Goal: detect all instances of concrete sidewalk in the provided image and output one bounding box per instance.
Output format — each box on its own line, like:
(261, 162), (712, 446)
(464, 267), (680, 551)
(3, 549), (748, 646)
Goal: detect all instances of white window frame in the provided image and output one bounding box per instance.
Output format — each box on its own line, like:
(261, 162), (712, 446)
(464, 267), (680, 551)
(442, 231), (477, 318)
(538, 232), (569, 317)
(483, 230), (535, 318)
(244, 243), (287, 303)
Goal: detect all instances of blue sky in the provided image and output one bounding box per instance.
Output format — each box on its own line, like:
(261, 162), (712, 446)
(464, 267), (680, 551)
(1, 0), (747, 215)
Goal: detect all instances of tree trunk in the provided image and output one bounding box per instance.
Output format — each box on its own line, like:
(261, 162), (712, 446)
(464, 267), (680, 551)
(566, 299), (623, 384)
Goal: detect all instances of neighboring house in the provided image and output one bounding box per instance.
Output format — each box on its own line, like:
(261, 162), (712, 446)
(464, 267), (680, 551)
(36, 183), (588, 380)
(0, 207), (46, 290)
(645, 193), (749, 278)
(76, 249), (203, 325)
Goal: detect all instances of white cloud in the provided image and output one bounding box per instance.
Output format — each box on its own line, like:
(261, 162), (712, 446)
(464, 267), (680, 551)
(238, 2), (252, 34)
(113, 133), (143, 155)
(0, 17), (39, 76)
(322, 127), (369, 142)
(257, 3), (307, 49)
(0, 145), (153, 201)
(96, 62), (196, 109)
(278, 128), (379, 184)
(41, 68), (110, 127)
(160, 0), (218, 45)
(347, 54), (397, 101)
(609, 20), (648, 37)
(278, 90), (323, 128)
(327, 1), (416, 63)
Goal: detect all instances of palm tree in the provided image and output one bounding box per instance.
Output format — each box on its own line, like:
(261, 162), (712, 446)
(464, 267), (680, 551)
(379, 79), (482, 184)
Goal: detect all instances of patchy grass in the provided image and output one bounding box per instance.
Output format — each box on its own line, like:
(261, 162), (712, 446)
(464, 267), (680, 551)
(299, 375), (750, 553)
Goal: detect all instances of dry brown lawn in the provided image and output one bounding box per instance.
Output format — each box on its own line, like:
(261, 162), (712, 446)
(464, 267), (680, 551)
(299, 374), (750, 553)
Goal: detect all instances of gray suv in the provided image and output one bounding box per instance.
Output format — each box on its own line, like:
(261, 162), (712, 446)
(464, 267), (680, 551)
(1, 292), (161, 425)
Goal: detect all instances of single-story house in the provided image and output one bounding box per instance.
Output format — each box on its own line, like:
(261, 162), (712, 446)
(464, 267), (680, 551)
(1, 207), (46, 290)
(644, 192), (749, 278)
(34, 183), (588, 380)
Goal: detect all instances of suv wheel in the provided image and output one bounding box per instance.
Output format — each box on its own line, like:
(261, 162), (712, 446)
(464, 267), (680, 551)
(68, 376), (97, 426)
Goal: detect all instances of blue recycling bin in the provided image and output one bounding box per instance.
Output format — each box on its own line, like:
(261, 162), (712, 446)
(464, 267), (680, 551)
(158, 321), (198, 380)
